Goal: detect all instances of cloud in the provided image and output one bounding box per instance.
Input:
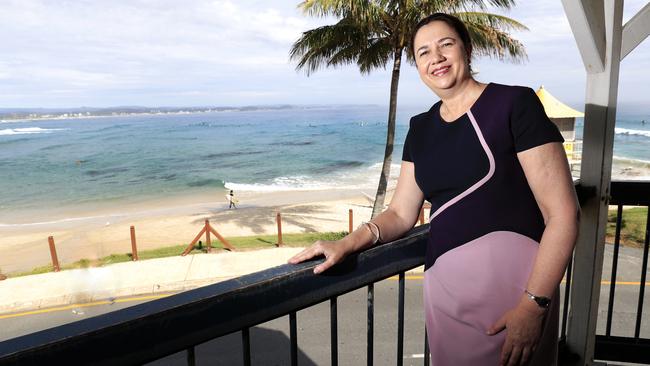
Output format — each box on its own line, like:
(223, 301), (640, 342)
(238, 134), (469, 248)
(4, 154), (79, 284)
(0, 0), (647, 107)
(0, 1), (320, 97)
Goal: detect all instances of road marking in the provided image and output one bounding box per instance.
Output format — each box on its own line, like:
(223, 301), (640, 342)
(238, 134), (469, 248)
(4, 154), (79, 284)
(0, 293), (172, 320)
(601, 281), (650, 285)
(389, 275), (424, 280)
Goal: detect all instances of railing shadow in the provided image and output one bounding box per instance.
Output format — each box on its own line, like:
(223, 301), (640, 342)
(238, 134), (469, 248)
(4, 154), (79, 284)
(146, 327), (318, 366)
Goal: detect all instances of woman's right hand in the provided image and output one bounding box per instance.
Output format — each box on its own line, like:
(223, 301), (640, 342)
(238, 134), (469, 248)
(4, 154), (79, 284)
(287, 239), (351, 274)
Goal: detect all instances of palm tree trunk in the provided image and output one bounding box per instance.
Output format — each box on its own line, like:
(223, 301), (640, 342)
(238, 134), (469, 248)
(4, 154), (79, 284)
(371, 46), (402, 218)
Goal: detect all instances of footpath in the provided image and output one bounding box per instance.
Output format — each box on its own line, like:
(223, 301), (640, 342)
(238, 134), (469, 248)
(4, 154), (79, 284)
(0, 247), (305, 314)
(0, 247), (425, 315)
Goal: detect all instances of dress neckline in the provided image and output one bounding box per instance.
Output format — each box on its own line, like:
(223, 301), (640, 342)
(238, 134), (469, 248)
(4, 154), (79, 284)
(436, 82), (492, 125)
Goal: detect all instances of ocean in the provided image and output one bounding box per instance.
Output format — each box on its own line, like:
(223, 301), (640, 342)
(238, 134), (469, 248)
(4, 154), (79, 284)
(574, 115), (650, 162)
(1, 106), (648, 225)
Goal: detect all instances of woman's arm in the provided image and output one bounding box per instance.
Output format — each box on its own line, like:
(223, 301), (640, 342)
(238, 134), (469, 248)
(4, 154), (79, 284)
(518, 141), (579, 300)
(489, 141), (579, 366)
(288, 161), (425, 274)
(368, 161), (426, 243)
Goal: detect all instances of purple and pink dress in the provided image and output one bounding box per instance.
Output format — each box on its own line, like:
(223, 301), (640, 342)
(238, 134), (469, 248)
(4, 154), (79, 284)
(402, 83), (564, 365)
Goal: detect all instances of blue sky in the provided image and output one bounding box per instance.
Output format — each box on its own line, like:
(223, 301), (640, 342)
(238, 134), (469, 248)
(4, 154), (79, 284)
(0, 0), (647, 112)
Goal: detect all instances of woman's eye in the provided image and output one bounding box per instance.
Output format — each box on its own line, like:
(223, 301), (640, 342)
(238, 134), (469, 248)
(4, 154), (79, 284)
(419, 51), (428, 57)
(442, 42), (453, 47)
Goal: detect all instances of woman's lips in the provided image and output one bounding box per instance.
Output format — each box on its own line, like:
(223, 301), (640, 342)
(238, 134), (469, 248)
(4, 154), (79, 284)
(432, 66), (450, 77)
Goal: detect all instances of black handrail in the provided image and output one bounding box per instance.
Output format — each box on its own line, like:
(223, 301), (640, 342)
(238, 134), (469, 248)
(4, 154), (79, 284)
(610, 180), (650, 206)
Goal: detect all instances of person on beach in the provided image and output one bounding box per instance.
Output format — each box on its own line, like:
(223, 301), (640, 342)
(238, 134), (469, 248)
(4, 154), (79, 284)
(289, 13), (579, 366)
(228, 190), (237, 209)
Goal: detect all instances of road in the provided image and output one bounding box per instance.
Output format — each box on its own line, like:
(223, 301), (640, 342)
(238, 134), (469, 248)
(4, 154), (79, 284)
(2, 272), (648, 366)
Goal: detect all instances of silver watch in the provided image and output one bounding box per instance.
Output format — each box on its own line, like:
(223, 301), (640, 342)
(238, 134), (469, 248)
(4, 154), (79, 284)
(524, 289), (551, 309)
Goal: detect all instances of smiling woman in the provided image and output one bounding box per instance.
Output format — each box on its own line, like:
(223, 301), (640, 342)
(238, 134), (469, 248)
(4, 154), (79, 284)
(394, 14), (578, 366)
(290, 12), (579, 366)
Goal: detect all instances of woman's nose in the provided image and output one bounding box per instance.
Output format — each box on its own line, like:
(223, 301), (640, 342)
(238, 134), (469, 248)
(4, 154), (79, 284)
(424, 54), (444, 71)
(431, 49), (445, 64)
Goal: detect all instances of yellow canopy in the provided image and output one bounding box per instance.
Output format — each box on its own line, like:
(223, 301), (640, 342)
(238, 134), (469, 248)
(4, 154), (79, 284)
(535, 85), (585, 118)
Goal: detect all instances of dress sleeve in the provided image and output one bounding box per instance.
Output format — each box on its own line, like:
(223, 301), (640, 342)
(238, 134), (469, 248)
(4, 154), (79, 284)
(510, 88), (564, 152)
(402, 119), (414, 162)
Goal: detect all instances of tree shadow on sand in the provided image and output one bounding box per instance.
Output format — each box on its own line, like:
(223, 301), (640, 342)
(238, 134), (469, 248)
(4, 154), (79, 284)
(194, 204), (344, 235)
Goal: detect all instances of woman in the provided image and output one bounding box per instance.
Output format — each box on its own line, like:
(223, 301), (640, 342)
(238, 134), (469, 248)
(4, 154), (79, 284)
(289, 13), (578, 366)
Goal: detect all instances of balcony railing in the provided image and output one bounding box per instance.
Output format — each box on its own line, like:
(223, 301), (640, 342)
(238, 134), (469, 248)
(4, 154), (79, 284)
(592, 180), (650, 364)
(0, 181), (648, 365)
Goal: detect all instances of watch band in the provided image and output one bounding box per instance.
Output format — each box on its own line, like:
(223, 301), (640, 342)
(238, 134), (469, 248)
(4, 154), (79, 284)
(524, 289), (551, 309)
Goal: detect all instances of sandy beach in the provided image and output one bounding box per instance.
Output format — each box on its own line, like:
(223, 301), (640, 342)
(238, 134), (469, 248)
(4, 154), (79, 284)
(0, 187), (401, 275)
(611, 156), (650, 180)
(1, 155), (648, 277)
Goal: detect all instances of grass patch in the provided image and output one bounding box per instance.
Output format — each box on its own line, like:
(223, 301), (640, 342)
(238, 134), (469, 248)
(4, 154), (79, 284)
(607, 206), (648, 248)
(227, 231), (347, 249)
(9, 231), (347, 278)
(14, 265), (56, 277)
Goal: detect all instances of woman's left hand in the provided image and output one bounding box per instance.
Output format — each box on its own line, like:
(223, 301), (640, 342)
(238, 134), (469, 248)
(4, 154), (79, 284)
(486, 299), (546, 366)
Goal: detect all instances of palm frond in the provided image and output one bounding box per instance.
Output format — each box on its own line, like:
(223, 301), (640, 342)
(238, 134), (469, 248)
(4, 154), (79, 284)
(465, 25), (525, 61)
(290, 18), (391, 75)
(457, 11), (528, 32)
(357, 37), (394, 74)
(292, 1), (528, 71)
(431, 0), (517, 12)
(298, 0), (386, 23)
(456, 12), (528, 62)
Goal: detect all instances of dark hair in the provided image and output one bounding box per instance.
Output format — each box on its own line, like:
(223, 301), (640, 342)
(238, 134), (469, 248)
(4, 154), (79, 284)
(411, 13), (473, 71)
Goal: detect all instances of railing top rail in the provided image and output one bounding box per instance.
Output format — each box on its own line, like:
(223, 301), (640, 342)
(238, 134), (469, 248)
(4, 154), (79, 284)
(574, 180), (650, 206)
(609, 180), (650, 206)
(0, 226), (428, 366)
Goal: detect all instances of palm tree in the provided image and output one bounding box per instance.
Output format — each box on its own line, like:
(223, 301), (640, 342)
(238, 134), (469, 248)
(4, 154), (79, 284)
(290, 0), (528, 218)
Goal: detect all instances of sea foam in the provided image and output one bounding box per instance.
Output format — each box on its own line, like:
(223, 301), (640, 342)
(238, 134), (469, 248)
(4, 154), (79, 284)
(0, 127), (66, 136)
(225, 163), (402, 193)
(615, 128), (650, 138)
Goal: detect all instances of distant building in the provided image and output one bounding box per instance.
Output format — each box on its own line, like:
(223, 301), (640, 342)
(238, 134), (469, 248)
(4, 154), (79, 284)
(535, 85), (584, 174)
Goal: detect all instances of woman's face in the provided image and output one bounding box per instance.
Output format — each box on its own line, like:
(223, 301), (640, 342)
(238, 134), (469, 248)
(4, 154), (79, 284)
(413, 21), (471, 94)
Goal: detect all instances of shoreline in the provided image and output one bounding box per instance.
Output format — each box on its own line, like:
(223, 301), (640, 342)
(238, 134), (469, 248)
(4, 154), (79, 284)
(2, 155), (648, 227)
(0, 160), (401, 227)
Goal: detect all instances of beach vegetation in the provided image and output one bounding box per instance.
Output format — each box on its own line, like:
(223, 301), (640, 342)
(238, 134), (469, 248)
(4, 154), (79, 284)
(607, 206), (648, 248)
(18, 264), (56, 276)
(9, 231), (348, 278)
(290, 0), (528, 217)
